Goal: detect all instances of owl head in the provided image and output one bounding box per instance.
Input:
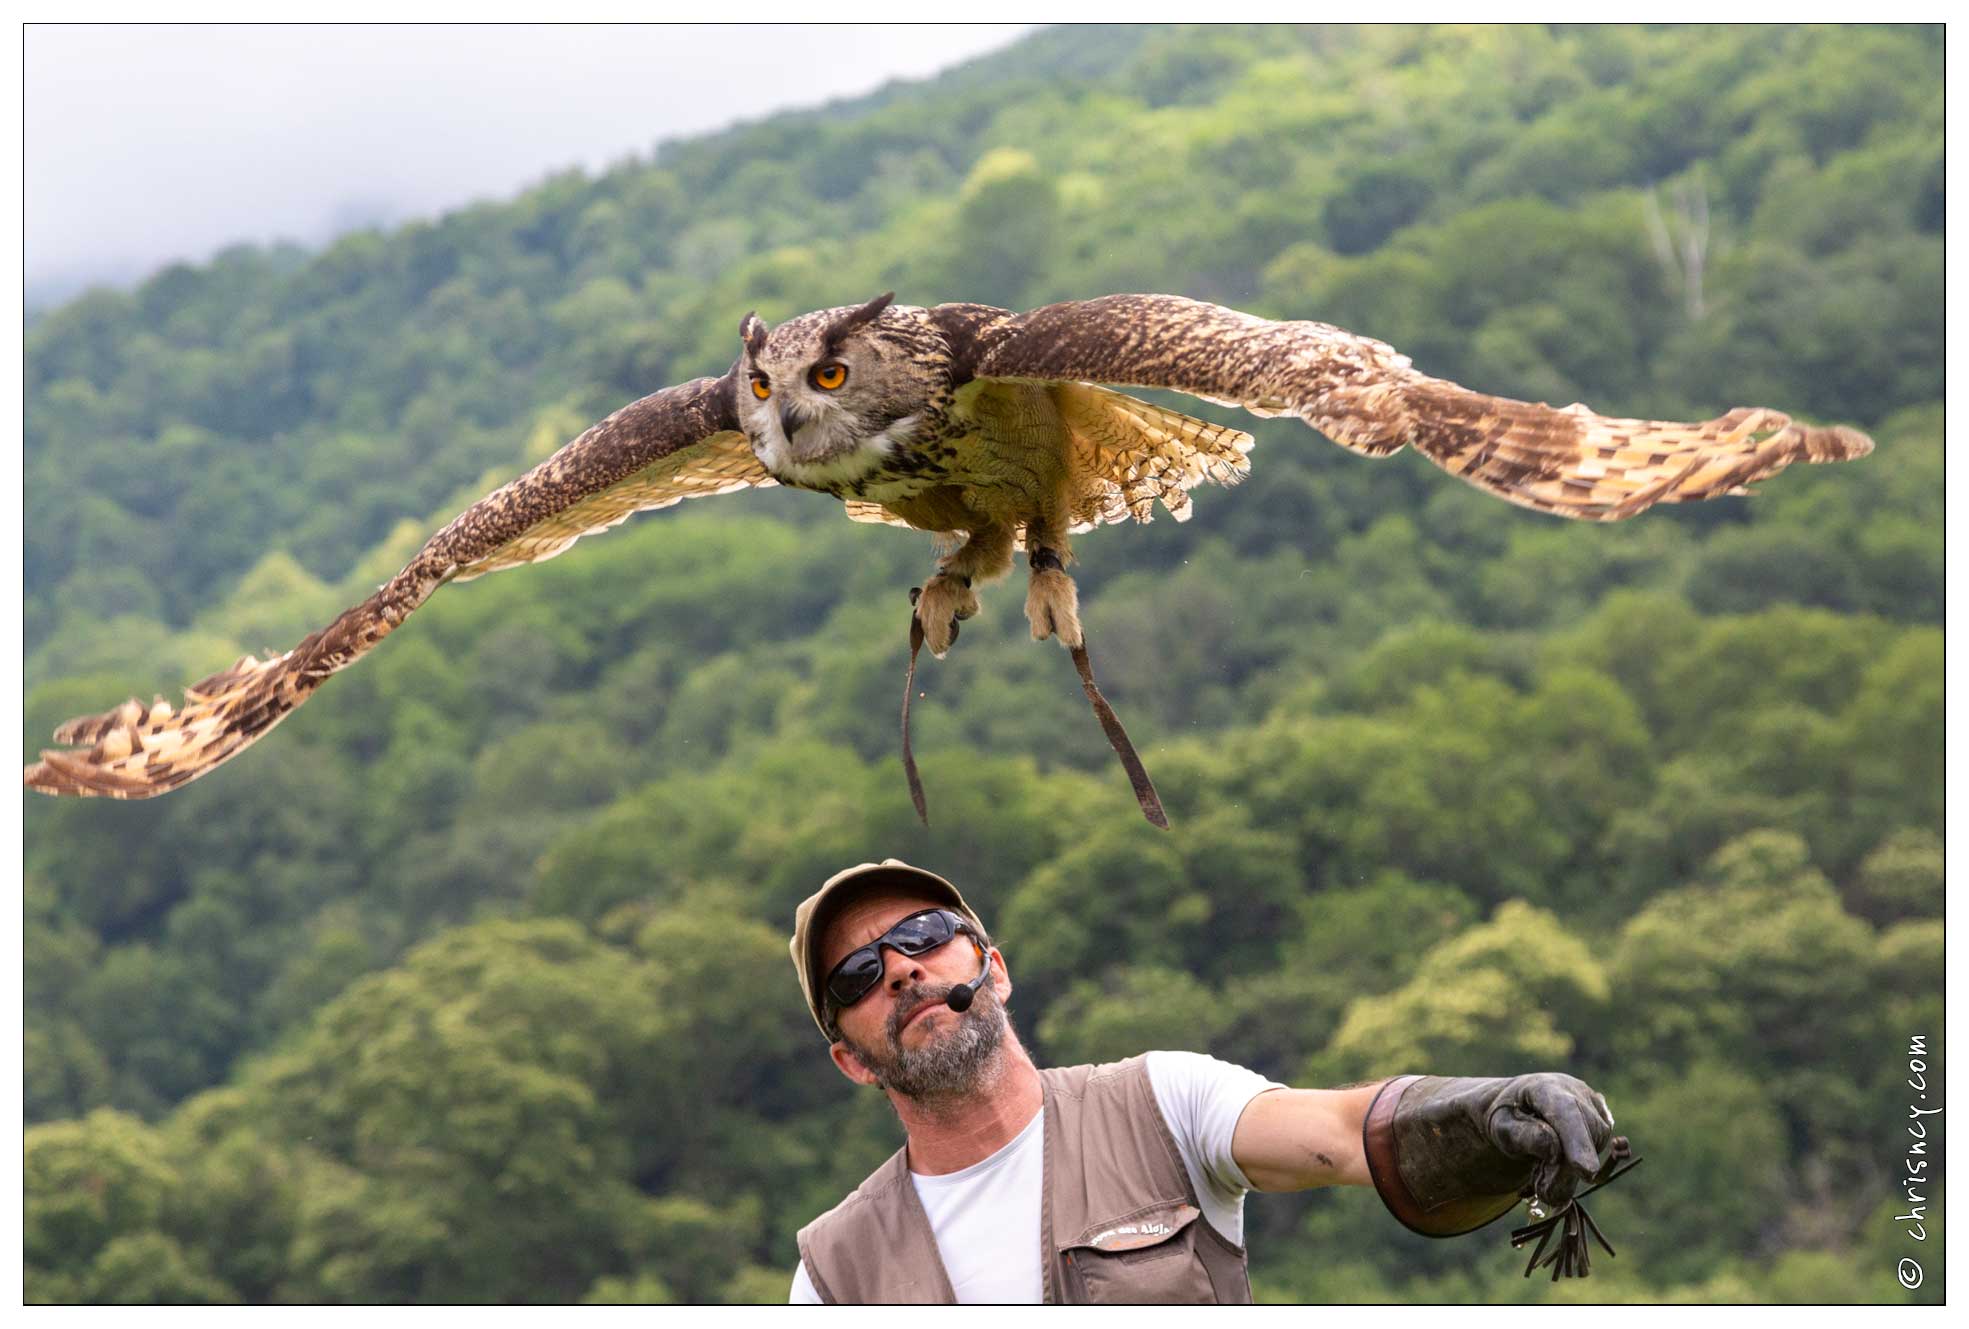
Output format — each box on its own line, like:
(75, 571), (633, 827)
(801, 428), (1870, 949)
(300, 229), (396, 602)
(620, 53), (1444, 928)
(734, 293), (947, 485)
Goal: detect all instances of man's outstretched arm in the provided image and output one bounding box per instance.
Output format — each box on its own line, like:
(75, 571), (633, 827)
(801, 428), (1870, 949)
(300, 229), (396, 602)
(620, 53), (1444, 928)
(1230, 1082), (1383, 1191)
(1233, 1073), (1617, 1237)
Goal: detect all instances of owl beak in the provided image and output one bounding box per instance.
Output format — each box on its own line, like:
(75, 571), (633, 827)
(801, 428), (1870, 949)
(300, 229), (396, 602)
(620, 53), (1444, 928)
(778, 400), (808, 440)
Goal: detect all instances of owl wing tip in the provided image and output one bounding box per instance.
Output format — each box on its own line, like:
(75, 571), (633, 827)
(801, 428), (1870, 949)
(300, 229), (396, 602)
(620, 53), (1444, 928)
(50, 698), (137, 746)
(1810, 423), (1875, 462)
(35, 677), (255, 802)
(1719, 409), (1873, 463)
(25, 747), (155, 799)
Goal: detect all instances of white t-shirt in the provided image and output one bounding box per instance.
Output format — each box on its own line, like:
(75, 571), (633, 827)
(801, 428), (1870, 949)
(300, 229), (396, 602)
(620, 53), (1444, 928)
(788, 1051), (1282, 1304)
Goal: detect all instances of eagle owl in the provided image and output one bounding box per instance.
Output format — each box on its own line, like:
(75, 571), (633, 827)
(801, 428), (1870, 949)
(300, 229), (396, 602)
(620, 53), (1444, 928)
(25, 292), (1874, 825)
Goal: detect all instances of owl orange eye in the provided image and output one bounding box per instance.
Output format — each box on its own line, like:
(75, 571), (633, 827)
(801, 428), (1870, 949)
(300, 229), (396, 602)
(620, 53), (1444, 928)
(751, 378), (771, 400)
(812, 363), (848, 391)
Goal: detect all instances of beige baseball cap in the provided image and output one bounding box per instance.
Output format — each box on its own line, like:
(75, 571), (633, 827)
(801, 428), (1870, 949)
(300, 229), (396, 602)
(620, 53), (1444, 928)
(790, 858), (986, 1039)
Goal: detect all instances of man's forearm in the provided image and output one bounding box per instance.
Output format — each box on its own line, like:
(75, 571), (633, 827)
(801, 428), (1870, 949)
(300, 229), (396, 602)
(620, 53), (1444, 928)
(1230, 1081), (1386, 1191)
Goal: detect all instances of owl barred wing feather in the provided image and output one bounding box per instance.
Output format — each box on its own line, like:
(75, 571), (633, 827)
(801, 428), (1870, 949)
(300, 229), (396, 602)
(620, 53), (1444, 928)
(840, 499), (915, 530)
(1048, 383), (1252, 531)
(950, 294), (1873, 521)
(450, 428), (768, 579)
(26, 375), (752, 799)
(1308, 386), (1873, 521)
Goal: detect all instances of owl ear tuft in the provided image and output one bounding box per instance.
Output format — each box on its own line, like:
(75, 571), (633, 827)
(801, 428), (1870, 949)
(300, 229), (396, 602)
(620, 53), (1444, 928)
(821, 292), (895, 355)
(739, 311), (768, 360)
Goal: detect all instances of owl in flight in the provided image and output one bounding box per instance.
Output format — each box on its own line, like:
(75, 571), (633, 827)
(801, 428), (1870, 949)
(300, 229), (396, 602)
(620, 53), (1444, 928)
(26, 293), (1872, 826)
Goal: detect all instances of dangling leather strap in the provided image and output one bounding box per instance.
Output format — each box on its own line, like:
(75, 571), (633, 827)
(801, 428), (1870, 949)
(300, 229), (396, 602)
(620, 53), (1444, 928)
(900, 567), (1164, 830)
(1067, 640), (1168, 829)
(901, 593), (929, 824)
(1509, 1141), (1641, 1280)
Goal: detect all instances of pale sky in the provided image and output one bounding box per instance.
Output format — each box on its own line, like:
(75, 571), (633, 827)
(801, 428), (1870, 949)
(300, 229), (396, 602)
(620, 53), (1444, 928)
(24, 23), (1037, 307)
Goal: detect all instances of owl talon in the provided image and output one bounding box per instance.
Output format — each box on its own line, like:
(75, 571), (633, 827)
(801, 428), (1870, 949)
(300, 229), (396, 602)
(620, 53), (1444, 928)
(1025, 559), (1082, 650)
(913, 573), (978, 659)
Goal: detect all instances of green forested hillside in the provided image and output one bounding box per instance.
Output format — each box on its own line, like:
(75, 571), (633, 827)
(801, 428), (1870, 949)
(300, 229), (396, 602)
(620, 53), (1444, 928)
(24, 24), (1942, 1304)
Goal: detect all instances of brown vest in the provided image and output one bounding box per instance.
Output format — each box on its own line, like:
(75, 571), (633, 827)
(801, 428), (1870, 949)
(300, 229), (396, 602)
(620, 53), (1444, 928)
(796, 1056), (1254, 1304)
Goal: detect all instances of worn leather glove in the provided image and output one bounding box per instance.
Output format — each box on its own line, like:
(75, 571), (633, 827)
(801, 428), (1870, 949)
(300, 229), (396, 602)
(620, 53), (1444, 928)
(1363, 1073), (1616, 1237)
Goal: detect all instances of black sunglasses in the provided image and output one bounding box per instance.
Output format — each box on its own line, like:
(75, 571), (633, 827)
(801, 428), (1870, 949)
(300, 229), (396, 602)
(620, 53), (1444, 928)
(824, 908), (978, 1015)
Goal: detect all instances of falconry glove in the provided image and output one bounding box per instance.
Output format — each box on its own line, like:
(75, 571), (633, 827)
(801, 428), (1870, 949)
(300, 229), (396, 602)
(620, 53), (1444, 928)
(1364, 1074), (1638, 1279)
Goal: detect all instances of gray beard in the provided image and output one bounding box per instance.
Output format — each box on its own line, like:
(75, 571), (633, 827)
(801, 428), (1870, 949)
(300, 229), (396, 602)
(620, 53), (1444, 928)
(844, 978), (1009, 1105)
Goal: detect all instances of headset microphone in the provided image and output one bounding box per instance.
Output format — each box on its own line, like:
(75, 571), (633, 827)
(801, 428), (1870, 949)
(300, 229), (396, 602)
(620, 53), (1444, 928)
(945, 942), (991, 1013)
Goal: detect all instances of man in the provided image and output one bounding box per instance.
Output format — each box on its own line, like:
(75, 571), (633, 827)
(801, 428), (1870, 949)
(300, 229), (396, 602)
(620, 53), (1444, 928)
(787, 859), (1622, 1304)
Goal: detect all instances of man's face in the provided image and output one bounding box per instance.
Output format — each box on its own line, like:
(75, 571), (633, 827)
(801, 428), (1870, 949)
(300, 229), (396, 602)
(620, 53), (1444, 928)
(819, 890), (1009, 1100)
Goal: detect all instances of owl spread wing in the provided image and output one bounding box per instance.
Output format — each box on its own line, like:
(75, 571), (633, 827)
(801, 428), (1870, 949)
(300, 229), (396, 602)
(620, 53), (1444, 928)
(27, 374), (758, 799)
(941, 295), (1873, 521)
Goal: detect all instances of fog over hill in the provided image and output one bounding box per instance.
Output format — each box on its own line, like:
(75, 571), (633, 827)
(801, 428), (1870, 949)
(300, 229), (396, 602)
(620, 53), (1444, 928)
(25, 23), (1035, 308)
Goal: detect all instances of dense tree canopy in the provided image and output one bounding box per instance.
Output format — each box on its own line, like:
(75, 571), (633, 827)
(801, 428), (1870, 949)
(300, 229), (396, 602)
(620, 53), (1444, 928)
(24, 23), (1941, 1304)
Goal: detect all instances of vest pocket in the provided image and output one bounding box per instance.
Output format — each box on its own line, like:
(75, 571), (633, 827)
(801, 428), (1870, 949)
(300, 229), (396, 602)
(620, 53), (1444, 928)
(1059, 1201), (1217, 1304)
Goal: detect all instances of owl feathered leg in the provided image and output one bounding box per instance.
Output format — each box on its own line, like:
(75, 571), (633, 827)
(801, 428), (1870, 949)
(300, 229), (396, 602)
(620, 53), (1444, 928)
(1023, 534), (1082, 649)
(912, 523), (1013, 658)
(1024, 529), (1167, 830)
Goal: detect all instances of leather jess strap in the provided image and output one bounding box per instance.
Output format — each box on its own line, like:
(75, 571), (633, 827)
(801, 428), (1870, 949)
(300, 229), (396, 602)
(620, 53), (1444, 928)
(901, 607), (930, 823)
(1067, 640), (1167, 830)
